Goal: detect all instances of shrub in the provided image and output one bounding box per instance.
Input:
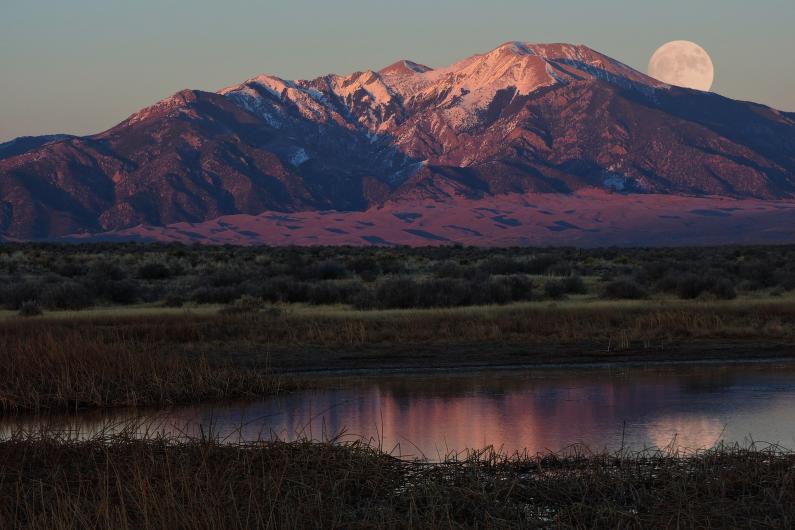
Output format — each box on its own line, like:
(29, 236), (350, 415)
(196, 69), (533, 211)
(299, 260), (350, 281)
(737, 280), (763, 292)
(162, 294), (186, 308)
(41, 281), (95, 310)
(103, 280), (139, 305)
(18, 301), (43, 317)
(476, 279), (512, 305)
(206, 267), (246, 287)
(711, 279), (737, 300)
(137, 262), (171, 280)
(481, 256), (523, 275)
(0, 281), (40, 310)
(525, 255), (558, 274)
(351, 289), (376, 310)
(306, 281), (366, 305)
(219, 295), (279, 316)
(775, 271), (795, 291)
(417, 279), (472, 307)
(739, 261), (775, 288)
(677, 275), (712, 300)
(349, 256), (380, 277)
(378, 258), (405, 275)
(89, 261), (126, 282)
(193, 286), (242, 304)
(249, 277), (310, 303)
(544, 281), (568, 300)
(358, 269), (379, 283)
(432, 260), (464, 279)
(374, 278), (419, 309)
(561, 275), (587, 295)
(655, 273), (681, 293)
(643, 261), (676, 281)
(489, 275), (534, 303)
(603, 280), (647, 300)
(548, 261), (573, 277)
(507, 275), (535, 301)
(55, 262), (85, 278)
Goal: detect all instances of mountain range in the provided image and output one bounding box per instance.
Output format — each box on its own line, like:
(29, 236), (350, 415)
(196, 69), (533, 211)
(2, 41), (795, 244)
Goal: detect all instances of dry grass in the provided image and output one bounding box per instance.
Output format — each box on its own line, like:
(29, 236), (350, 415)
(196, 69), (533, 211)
(7, 298), (793, 347)
(0, 322), (282, 414)
(3, 299), (795, 413)
(290, 299), (795, 346)
(0, 426), (793, 529)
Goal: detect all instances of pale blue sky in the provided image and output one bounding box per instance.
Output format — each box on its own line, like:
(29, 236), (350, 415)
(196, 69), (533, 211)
(1, 0), (793, 142)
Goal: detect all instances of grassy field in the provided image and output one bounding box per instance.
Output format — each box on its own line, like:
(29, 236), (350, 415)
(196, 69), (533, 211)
(3, 295), (795, 413)
(1, 426), (792, 529)
(0, 313), (283, 414)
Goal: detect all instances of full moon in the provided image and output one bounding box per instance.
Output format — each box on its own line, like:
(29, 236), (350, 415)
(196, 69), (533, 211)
(648, 41), (714, 92)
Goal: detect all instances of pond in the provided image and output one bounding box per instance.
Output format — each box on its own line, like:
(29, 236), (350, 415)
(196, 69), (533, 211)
(5, 362), (795, 458)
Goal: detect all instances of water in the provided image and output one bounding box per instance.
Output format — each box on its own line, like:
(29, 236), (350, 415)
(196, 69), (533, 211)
(5, 362), (795, 458)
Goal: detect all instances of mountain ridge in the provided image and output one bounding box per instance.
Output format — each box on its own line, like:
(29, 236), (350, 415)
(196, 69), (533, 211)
(2, 41), (795, 241)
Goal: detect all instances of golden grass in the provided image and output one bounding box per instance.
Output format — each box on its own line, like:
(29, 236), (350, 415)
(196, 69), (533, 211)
(6, 297), (795, 351)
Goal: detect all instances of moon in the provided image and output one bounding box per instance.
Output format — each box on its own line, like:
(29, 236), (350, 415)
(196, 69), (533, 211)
(648, 41), (714, 92)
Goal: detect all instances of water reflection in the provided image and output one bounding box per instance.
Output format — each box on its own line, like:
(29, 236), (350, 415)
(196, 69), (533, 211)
(4, 363), (795, 458)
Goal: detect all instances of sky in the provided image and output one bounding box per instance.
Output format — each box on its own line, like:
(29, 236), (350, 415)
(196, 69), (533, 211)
(1, 0), (794, 142)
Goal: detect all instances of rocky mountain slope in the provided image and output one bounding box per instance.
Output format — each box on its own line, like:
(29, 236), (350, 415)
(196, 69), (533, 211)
(2, 41), (795, 240)
(0, 135), (75, 161)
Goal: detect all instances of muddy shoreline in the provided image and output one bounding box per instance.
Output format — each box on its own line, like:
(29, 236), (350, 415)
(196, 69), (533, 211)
(262, 339), (795, 375)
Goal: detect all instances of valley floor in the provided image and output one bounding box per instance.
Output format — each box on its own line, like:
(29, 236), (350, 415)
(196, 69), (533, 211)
(70, 190), (795, 247)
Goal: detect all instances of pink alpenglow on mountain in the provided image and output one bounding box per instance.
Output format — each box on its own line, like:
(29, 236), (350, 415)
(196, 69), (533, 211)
(1, 42), (795, 244)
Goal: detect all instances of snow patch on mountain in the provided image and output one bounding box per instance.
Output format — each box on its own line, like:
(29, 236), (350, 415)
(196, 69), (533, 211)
(289, 148), (309, 166)
(223, 85), (284, 128)
(379, 60), (433, 76)
(332, 70), (395, 108)
(127, 91), (197, 124)
(603, 174), (628, 191)
(218, 41), (670, 135)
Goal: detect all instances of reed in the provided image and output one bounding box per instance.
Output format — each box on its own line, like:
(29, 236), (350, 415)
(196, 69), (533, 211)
(0, 426), (793, 529)
(3, 299), (795, 413)
(5, 299), (795, 347)
(0, 323), (281, 414)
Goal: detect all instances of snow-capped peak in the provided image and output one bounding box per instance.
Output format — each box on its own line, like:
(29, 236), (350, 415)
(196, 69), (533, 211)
(125, 89), (199, 124)
(215, 41), (664, 134)
(219, 74), (297, 99)
(379, 60), (433, 76)
(331, 70), (395, 106)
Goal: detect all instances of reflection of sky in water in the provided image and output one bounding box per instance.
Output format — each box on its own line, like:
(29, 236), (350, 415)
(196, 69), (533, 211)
(5, 363), (795, 459)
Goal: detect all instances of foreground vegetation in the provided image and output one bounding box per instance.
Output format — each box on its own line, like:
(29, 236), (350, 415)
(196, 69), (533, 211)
(1, 427), (792, 529)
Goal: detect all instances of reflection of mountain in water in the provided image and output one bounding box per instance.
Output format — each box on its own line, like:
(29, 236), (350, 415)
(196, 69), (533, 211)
(3, 364), (795, 456)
